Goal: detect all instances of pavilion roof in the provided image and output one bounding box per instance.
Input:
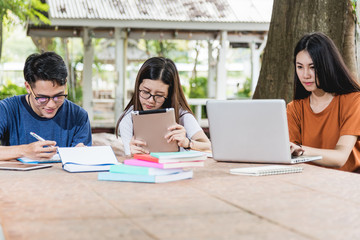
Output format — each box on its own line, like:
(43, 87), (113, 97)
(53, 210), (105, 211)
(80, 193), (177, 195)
(47, 0), (272, 27)
(29, 0), (273, 40)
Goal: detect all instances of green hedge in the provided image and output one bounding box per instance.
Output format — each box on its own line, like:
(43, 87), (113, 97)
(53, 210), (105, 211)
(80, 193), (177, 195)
(0, 81), (27, 100)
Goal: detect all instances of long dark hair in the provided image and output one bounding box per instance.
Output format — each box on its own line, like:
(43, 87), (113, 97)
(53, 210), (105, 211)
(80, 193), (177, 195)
(115, 57), (193, 136)
(293, 32), (360, 100)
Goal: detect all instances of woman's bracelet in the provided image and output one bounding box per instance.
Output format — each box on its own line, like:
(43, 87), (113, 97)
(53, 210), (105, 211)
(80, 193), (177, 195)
(184, 137), (192, 150)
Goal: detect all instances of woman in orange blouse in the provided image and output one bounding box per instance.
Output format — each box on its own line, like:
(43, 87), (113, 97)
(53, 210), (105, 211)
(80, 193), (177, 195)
(287, 32), (360, 172)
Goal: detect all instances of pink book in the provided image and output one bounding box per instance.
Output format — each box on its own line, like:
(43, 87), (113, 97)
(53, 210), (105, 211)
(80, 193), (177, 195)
(124, 159), (204, 169)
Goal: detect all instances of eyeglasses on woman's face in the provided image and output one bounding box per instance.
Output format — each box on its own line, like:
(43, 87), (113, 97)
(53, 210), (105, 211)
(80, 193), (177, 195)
(29, 85), (68, 105)
(139, 89), (167, 103)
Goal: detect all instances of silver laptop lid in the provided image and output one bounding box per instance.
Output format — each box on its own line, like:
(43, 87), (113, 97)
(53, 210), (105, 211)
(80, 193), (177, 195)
(207, 99), (292, 163)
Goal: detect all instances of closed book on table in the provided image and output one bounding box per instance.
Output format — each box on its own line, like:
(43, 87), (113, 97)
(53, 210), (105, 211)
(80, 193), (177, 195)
(98, 170), (193, 183)
(63, 164), (114, 173)
(124, 159), (204, 169)
(134, 151), (207, 163)
(110, 164), (183, 175)
(150, 151), (206, 159)
(133, 154), (159, 163)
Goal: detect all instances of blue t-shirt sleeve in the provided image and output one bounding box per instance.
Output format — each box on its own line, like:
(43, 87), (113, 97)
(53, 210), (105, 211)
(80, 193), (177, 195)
(71, 108), (92, 147)
(0, 100), (9, 140)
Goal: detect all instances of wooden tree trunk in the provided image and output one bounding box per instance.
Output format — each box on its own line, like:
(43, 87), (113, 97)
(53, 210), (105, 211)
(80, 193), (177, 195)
(253, 0), (356, 102)
(191, 41), (201, 80)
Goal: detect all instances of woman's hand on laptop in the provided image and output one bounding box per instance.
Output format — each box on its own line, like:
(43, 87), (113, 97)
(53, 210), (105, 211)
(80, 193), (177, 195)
(165, 124), (188, 148)
(290, 142), (304, 156)
(130, 137), (149, 155)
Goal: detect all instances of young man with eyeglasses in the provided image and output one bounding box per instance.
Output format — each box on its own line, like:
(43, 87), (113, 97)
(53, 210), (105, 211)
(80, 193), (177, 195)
(0, 52), (92, 161)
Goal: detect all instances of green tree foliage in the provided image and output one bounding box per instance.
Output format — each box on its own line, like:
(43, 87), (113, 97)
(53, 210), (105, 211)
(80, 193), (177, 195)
(0, 0), (50, 61)
(237, 77), (252, 98)
(0, 80), (27, 99)
(189, 76), (208, 118)
(143, 40), (177, 58)
(137, 39), (191, 62)
(189, 77), (207, 98)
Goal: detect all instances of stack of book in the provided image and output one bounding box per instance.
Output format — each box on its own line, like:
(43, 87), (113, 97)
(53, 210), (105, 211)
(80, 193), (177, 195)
(98, 151), (207, 183)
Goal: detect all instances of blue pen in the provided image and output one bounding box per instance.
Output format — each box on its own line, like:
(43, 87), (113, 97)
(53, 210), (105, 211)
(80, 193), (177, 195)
(30, 132), (46, 141)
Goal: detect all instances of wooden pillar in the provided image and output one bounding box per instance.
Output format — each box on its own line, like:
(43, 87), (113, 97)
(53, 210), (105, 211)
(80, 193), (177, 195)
(207, 40), (216, 98)
(216, 30), (228, 100)
(114, 28), (127, 122)
(82, 27), (94, 122)
(250, 41), (258, 94)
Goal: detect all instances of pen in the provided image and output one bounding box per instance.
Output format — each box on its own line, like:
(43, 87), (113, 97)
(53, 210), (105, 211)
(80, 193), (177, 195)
(30, 132), (46, 141)
(30, 132), (58, 157)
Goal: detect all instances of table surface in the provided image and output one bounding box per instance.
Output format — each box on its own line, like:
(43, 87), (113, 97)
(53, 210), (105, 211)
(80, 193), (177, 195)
(0, 159), (359, 240)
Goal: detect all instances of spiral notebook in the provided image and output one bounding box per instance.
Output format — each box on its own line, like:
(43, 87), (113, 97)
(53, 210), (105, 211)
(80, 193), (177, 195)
(230, 165), (303, 176)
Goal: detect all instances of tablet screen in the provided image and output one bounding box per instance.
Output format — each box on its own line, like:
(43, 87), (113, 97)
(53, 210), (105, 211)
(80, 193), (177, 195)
(0, 162), (52, 171)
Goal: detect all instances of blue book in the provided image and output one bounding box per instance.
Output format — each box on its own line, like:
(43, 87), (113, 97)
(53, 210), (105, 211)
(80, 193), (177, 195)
(17, 153), (61, 164)
(98, 170), (193, 183)
(110, 164), (183, 175)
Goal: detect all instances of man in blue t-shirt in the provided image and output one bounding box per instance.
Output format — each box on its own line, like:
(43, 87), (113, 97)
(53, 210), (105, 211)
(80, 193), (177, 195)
(0, 52), (92, 161)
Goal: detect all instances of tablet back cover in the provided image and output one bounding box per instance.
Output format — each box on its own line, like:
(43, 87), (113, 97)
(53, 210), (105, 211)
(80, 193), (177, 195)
(132, 108), (179, 152)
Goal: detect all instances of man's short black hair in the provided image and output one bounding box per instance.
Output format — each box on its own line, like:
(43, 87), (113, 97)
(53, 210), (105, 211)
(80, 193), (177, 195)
(23, 52), (68, 86)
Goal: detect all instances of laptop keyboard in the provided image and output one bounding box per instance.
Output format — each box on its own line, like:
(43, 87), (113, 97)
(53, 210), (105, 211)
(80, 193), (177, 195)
(291, 155), (319, 163)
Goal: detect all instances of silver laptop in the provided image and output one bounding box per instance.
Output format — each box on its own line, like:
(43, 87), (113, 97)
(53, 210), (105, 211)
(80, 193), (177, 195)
(206, 99), (322, 164)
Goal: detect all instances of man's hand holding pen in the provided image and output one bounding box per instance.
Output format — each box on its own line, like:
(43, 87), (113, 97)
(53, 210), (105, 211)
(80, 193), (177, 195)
(23, 140), (57, 160)
(28, 132), (57, 159)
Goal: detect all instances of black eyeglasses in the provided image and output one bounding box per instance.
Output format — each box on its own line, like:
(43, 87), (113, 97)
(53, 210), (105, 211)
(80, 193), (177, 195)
(139, 90), (167, 103)
(29, 86), (68, 105)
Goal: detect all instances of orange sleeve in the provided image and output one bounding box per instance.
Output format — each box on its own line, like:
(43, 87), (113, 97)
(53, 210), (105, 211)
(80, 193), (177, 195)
(340, 93), (360, 136)
(286, 101), (302, 144)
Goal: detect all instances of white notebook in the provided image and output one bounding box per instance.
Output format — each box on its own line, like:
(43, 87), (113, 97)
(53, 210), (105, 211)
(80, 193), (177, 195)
(58, 146), (118, 172)
(230, 165), (303, 176)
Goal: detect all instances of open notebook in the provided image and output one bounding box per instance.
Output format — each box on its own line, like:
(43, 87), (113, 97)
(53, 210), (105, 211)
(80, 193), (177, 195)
(58, 146), (118, 172)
